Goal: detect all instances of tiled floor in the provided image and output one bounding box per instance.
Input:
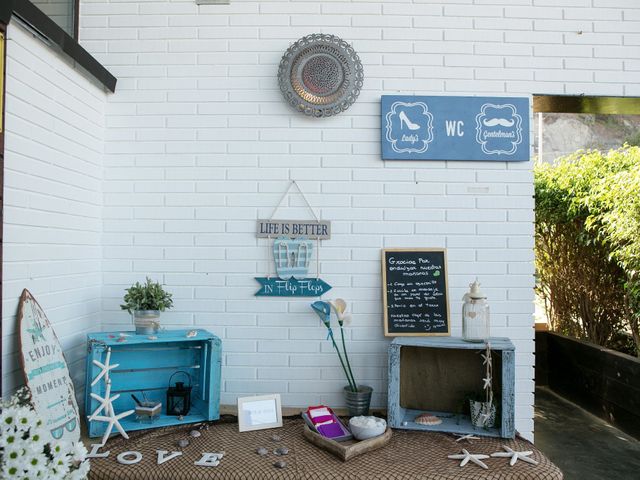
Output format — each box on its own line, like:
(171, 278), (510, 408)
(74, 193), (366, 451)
(535, 387), (640, 480)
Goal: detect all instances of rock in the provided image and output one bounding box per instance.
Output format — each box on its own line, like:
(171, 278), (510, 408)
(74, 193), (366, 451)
(273, 447), (289, 456)
(190, 430), (201, 438)
(178, 439), (190, 448)
(274, 460), (287, 469)
(256, 447), (268, 456)
(271, 434), (282, 442)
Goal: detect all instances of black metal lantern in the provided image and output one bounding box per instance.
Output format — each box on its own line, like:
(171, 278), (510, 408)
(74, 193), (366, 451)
(167, 371), (192, 416)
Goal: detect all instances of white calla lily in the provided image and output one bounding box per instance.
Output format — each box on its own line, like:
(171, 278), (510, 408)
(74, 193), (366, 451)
(329, 298), (352, 325)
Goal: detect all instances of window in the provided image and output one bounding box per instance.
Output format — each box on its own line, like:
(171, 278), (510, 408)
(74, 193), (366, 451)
(533, 95), (640, 163)
(29, 0), (77, 38)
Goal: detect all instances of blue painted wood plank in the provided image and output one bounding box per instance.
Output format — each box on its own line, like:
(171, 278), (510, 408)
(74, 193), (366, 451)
(107, 345), (201, 370)
(87, 329), (216, 345)
(397, 409), (501, 437)
(501, 349), (516, 438)
(254, 277), (331, 297)
(391, 336), (514, 351)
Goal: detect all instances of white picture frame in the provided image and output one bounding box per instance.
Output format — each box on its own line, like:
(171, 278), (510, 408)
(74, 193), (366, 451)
(237, 394), (283, 432)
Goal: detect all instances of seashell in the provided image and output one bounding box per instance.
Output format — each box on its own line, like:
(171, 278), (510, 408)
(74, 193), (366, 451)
(273, 447), (289, 456)
(256, 447), (268, 456)
(178, 415), (184, 421)
(186, 330), (198, 338)
(147, 335), (158, 340)
(178, 438), (190, 448)
(414, 413), (442, 426)
(190, 430), (201, 438)
(273, 460), (287, 469)
(116, 336), (126, 343)
(270, 434), (282, 442)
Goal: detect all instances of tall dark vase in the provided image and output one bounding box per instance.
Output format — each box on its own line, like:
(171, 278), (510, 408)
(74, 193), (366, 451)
(343, 385), (373, 417)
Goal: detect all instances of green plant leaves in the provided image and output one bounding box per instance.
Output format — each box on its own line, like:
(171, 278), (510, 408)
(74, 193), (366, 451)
(120, 277), (174, 314)
(535, 145), (640, 356)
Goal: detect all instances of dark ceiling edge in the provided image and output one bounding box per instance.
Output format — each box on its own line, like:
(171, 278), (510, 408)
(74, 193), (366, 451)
(1, 0), (116, 93)
(533, 94), (640, 115)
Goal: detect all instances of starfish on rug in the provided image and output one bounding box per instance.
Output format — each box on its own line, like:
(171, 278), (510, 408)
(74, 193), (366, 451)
(447, 449), (490, 469)
(491, 445), (539, 466)
(454, 433), (480, 443)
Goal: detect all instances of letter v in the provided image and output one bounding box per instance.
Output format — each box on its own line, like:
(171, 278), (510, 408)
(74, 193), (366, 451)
(157, 450), (183, 465)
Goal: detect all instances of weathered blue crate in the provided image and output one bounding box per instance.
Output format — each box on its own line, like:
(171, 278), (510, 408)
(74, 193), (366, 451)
(388, 336), (515, 438)
(85, 329), (221, 438)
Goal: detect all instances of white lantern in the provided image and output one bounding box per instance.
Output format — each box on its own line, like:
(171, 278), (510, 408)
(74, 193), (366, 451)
(462, 279), (490, 342)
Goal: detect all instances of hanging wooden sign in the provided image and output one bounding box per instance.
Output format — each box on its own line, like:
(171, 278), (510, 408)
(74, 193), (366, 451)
(255, 277), (332, 297)
(255, 181), (331, 297)
(256, 219), (331, 239)
(18, 289), (81, 442)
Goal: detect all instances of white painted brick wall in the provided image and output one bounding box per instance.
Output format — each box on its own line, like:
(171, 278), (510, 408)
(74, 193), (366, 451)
(1, 23), (106, 405)
(34, 0), (633, 442)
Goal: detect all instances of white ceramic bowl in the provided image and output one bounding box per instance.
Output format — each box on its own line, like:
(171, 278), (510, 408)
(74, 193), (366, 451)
(348, 416), (387, 440)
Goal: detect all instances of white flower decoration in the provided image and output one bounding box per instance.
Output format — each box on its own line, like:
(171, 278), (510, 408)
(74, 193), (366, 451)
(328, 298), (352, 326)
(0, 390), (89, 480)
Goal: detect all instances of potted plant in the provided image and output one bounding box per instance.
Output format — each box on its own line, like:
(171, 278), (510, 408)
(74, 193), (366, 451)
(311, 299), (372, 416)
(121, 277), (173, 335)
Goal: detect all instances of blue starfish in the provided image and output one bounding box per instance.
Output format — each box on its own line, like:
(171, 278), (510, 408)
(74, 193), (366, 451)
(28, 324), (45, 343)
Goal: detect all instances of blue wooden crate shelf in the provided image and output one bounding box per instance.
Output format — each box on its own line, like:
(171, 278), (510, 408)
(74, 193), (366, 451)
(388, 336), (515, 438)
(85, 329), (221, 439)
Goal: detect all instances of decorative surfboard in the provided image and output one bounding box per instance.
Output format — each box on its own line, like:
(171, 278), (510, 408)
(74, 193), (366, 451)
(18, 289), (80, 443)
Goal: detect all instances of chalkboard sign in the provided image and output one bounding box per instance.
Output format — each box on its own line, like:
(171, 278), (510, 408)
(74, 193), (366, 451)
(382, 249), (450, 336)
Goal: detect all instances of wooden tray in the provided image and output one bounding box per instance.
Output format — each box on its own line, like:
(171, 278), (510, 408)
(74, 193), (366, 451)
(302, 425), (392, 462)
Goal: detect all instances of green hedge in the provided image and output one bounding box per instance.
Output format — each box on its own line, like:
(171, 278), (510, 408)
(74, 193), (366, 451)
(534, 146), (640, 356)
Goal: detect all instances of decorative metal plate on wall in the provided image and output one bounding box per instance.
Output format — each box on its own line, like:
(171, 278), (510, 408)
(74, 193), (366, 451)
(278, 34), (364, 117)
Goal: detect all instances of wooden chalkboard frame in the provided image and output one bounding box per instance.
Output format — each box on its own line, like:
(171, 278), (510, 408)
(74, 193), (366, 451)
(382, 248), (451, 337)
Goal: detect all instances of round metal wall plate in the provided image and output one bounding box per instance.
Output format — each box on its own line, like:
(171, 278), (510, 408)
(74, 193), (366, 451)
(278, 34), (364, 118)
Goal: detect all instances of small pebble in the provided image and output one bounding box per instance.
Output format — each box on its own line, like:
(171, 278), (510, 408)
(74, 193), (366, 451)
(402, 421), (408, 426)
(147, 335), (157, 340)
(273, 447), (289, 456)
(256, 447), (268, 456)
(274, 460), (287, 469)
(271, 434), (282, 442)
(190, 430), (201, 438)
(178, 438), (190, 448)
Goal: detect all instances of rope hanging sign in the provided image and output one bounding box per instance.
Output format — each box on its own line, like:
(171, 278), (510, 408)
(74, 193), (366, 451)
(255, 181), (332, 297)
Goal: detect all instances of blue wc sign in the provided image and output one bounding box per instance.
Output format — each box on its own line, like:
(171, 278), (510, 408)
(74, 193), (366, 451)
(381, 95), (530, 161)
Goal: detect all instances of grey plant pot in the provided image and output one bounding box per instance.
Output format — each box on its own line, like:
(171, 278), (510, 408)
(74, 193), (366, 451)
(133, 310), (160, 335)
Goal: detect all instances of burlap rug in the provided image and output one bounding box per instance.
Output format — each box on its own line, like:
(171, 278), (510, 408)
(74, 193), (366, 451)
(88, 417), (562, 479)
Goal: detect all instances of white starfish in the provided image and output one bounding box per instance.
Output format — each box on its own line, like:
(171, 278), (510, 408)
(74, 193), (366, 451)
(482, 376), (492, 390)
(91, 348), (119, 386)
(448, 449), (490, 469)
(478, 412), (492, 427)
(491, 446), (539, 466)
(92, 405), (135, 446)
(481, 352), (490, 365)
(88, 380), (120, 421)
(454, 434), (480, 443)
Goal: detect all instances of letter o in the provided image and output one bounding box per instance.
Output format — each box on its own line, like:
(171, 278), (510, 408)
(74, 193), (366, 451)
(117, 451), (142, 465)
